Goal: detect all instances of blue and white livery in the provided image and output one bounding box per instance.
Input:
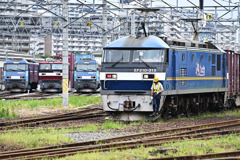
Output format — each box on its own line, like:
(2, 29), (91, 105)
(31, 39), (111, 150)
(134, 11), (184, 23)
(3, 60), (39, 92)
(74, 54), (100, 92)
(100, 35), (228, 121)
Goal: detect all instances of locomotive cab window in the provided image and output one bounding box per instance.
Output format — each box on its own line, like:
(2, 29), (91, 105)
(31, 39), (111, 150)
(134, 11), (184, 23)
(103, 50), (130, 63)
(217, 55), (221, 71)
(132, 49), (166, 63)
(4, 64), (28, 71)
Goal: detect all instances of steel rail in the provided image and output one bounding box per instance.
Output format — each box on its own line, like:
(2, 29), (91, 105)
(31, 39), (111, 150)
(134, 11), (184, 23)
(1, 118), (240, 156)
(5, 129), (240, 160)
(0, 108), (104, 130)
(0, 111), (105, 130)
(147, 151), (240, 160)
(1, 121), (240, 159)
(0, 107), (102, 126)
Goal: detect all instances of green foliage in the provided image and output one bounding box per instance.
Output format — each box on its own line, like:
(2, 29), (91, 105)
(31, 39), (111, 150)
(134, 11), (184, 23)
(160, 134), (240, 157)
(86, 51), (92, 55)
(41, 54), (51, 58)
(35, 54), (42, 58)
(75, 51), (80, 54)
(0, 128), (75, 148)
(57, 134), (240, 160)
(0, 106), (17, 119)
(0, 96), (101, 119)
(58, 145), (150, 160)
(77, 124), (99, 132)
(101, 120), (127, 130)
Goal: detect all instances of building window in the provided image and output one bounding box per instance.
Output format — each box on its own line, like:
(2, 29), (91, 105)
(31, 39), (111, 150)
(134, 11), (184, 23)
(191, 54), (194, 62)
(180, 68), (187, 85)
(217, 55), (221, 71)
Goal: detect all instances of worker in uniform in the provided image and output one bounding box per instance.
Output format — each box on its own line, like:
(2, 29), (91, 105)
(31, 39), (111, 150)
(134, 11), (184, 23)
(150, 77), (164, 116)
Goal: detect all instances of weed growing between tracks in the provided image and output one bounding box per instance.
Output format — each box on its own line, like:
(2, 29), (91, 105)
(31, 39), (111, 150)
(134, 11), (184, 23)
(0, 120), (148, 150)
(0, 95), (101, 119)
(56, 134), (240, 160)
(155, 109), (240, 123)
(160, 133), (240, 157)
(0, 128), (75, 148)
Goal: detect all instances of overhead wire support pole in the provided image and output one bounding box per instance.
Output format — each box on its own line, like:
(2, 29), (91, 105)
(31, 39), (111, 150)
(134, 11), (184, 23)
(102, 0), (107, 48)
(62, 0), (69, 108)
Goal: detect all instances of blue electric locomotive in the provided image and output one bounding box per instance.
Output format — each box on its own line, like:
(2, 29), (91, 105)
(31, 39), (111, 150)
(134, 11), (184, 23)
(3, 60), (39, 92)
(74, 54), (100, 92)
(100, 35), (228, 121)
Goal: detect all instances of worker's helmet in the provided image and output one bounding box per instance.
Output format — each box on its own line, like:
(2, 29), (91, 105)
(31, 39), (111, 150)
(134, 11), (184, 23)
(154, 77), (159, 82)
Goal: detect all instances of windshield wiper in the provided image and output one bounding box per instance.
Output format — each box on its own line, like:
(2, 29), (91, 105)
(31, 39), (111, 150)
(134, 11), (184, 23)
(139, 57), (150, 68)
(111, 57), (123, 67)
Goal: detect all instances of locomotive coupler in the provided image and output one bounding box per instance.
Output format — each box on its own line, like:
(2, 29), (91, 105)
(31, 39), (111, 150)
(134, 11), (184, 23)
(123, 100), (135, 109)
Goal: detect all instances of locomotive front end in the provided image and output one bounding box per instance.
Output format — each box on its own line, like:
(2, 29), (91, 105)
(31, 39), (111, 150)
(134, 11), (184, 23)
(100, 36), (169, 121)
(39, 62), (63, 92)
(74, 60), (100, 92)
(3, 60), (29, 92)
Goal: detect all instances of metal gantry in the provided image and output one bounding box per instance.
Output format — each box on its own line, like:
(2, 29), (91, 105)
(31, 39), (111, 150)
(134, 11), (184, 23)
(1, 0), (240, 107)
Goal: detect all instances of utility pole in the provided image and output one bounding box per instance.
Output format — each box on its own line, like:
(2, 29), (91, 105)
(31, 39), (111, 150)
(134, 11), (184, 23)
(102, 0), (107, 48)
(62, 0), (69, 108)
(5, 44), (8, 61)
(238, 0), (240, 51)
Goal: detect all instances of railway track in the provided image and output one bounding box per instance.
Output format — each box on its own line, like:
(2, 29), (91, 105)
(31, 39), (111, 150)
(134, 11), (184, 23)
(0, 107), (106, 130)
(0, 118), (240, 159)
(0, 91), (99, 100)
(148, 150), (240, 160)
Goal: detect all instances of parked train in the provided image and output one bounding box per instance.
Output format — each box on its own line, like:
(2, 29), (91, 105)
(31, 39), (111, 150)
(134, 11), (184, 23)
(74, 54), (100, 92)
(100, 35), (232, 121)
(3, 60), (38, 92)
(39, 54), (75, 92)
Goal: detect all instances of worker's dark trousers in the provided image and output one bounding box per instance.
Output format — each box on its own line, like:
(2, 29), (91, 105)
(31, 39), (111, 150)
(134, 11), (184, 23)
(153, 93), (161, 113)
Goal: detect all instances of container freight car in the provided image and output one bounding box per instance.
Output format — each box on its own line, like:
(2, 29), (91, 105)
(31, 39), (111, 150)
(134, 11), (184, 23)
(3, 60), (38, 92)
(39, 54), (75, 92)
(225, 50), (240, 107)
(74, 54), (100, 92)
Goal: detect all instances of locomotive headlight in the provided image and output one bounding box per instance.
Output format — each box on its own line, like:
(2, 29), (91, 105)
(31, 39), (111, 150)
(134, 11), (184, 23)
(106, 74), (117, 79)
(143, 74), (154, 79)
(143, 75), (149, 79)
(20, 76), (25, 79)
(6, 76), (11, 79)
(91, 76), (96, 79)
(112, 74), (117, 79)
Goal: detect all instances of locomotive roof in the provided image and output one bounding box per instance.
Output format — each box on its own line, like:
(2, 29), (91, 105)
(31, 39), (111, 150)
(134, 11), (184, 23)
(39, 61), (62, 64)
(76, 60), (97, 64)
(5, 60), (30, 64)
(104, 35), (170, 49)
(161, 37), (225, 53)
(104, 36), (225, 53)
